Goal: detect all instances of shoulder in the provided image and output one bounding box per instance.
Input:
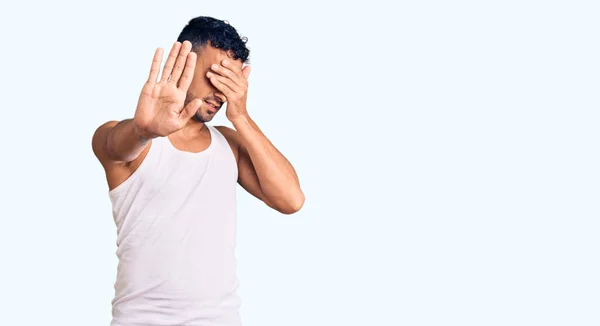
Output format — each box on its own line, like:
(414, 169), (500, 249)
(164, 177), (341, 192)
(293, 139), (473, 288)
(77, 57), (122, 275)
(214, 125), (237, 138)
(91, 119), (152, 169)
(91, 120), (120, 166)
(214, 125), (241, 144)
(214, 125), (240, 160)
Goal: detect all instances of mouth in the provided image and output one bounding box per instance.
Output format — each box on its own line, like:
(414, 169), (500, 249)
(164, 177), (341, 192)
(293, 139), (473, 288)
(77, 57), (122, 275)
(205, 101), (221, 113)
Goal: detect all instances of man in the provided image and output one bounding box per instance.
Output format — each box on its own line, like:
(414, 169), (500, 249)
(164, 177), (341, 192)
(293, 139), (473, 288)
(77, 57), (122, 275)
(92, 16), (304, 326)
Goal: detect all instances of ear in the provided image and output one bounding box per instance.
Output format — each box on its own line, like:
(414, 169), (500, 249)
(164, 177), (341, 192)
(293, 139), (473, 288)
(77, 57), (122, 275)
(242, 65), (251, 80)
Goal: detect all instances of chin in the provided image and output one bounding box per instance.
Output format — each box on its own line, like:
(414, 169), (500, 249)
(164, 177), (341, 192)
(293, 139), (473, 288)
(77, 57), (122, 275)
(192, 111), (214, 123)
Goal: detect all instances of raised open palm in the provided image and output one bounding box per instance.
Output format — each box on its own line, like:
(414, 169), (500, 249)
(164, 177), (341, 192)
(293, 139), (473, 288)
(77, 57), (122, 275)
(134, 41), (201, 138)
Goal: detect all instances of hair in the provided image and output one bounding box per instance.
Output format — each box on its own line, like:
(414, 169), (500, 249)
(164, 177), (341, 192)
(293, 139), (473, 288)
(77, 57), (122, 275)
(177, 16), (250, 63)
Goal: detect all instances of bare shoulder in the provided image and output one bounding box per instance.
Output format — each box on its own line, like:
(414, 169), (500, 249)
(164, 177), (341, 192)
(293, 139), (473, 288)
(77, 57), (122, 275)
(214, 125), (236, 137)
(91, 120), (152, 190)
(91, 120), (120, 166)
(214, 125), (240, 143)
(214, 125), (240, 161)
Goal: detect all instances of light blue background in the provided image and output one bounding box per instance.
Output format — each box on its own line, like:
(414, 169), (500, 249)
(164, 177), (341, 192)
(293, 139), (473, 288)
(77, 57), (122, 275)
(0, 1), (598, 325)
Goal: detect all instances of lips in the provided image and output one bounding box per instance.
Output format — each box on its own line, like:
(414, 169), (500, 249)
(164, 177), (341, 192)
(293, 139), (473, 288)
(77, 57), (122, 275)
(206, 102), (220, 112)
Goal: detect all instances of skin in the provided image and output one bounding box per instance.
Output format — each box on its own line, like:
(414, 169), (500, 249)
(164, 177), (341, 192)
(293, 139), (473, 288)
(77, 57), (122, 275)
(92, 41), (304, 214)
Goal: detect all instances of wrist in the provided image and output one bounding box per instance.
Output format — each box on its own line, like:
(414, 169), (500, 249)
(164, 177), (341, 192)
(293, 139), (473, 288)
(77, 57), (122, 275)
(132, 122), (157, 141)
(228, 112), (250, 124)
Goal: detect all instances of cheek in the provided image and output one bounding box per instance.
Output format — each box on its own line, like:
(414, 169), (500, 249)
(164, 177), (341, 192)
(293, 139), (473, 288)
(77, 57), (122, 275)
(189, 74), (213, 93)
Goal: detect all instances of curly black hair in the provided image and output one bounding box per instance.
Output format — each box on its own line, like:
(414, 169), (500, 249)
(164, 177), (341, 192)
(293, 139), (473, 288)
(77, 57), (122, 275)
(177, 16), (250, 63)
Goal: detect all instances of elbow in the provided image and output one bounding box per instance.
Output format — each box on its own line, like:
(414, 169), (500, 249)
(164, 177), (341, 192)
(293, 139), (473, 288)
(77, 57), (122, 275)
(277, 191), (305, 215)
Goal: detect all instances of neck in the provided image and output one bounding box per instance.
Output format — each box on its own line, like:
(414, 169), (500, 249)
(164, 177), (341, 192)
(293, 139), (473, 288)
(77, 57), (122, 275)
(174, 120), (207, 140)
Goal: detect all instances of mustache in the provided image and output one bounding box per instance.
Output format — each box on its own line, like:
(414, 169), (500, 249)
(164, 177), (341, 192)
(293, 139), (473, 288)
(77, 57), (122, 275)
(204, 96), (224, 108)
(185, 91), (224, 108)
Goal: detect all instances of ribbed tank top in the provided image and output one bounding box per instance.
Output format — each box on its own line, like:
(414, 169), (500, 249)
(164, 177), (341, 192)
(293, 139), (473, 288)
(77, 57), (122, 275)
(108, 125), (241, 326)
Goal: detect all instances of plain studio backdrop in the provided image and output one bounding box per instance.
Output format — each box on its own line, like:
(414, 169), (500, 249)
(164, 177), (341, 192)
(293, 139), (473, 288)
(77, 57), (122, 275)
(0, 0), (598, 325)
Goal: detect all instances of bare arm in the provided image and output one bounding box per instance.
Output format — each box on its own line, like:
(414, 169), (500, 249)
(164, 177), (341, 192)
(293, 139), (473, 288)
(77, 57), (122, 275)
(233, 116), (304, 214)
(92, 119), (150, 164)
(208, 59), (304, 214)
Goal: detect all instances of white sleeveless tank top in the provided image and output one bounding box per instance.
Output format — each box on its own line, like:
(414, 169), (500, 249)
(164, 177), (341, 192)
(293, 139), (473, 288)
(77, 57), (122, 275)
(108, 125), (241, 326)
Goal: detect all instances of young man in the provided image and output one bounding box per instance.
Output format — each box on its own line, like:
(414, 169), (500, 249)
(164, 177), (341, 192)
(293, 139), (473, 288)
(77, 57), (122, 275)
(92, 16), (304, 326)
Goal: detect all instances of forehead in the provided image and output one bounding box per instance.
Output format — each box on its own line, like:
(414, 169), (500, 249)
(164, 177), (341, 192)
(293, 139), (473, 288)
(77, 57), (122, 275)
(195, 45), (243, 68)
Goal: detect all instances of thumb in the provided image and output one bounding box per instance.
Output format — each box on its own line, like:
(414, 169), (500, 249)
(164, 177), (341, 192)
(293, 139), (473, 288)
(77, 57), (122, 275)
(179, 99), (202, 121)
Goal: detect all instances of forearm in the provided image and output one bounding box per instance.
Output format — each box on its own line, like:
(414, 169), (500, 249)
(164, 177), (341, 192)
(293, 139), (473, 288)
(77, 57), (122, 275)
(231, 115), (303, 206)
(105, 119), (152, 162)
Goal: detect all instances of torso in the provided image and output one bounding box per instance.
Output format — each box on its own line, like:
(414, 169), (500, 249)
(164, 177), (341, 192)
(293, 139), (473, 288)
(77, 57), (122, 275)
(106, 124), (243, 326)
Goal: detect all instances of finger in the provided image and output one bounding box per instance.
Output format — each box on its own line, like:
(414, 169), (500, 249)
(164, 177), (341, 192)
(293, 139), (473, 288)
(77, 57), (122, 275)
(210, 63), (243, 87)
(207, 72), (236, 96)
(179, 98), (202, 121)
(170, 41), (192, 84)
(242, 65), (251, 80)
(147, 48), (164, 83)
(160, 42), (181, 83)
(178, 51), (197, 90)
(221, 59), (244, 75)
(222, 59), (247, 83)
